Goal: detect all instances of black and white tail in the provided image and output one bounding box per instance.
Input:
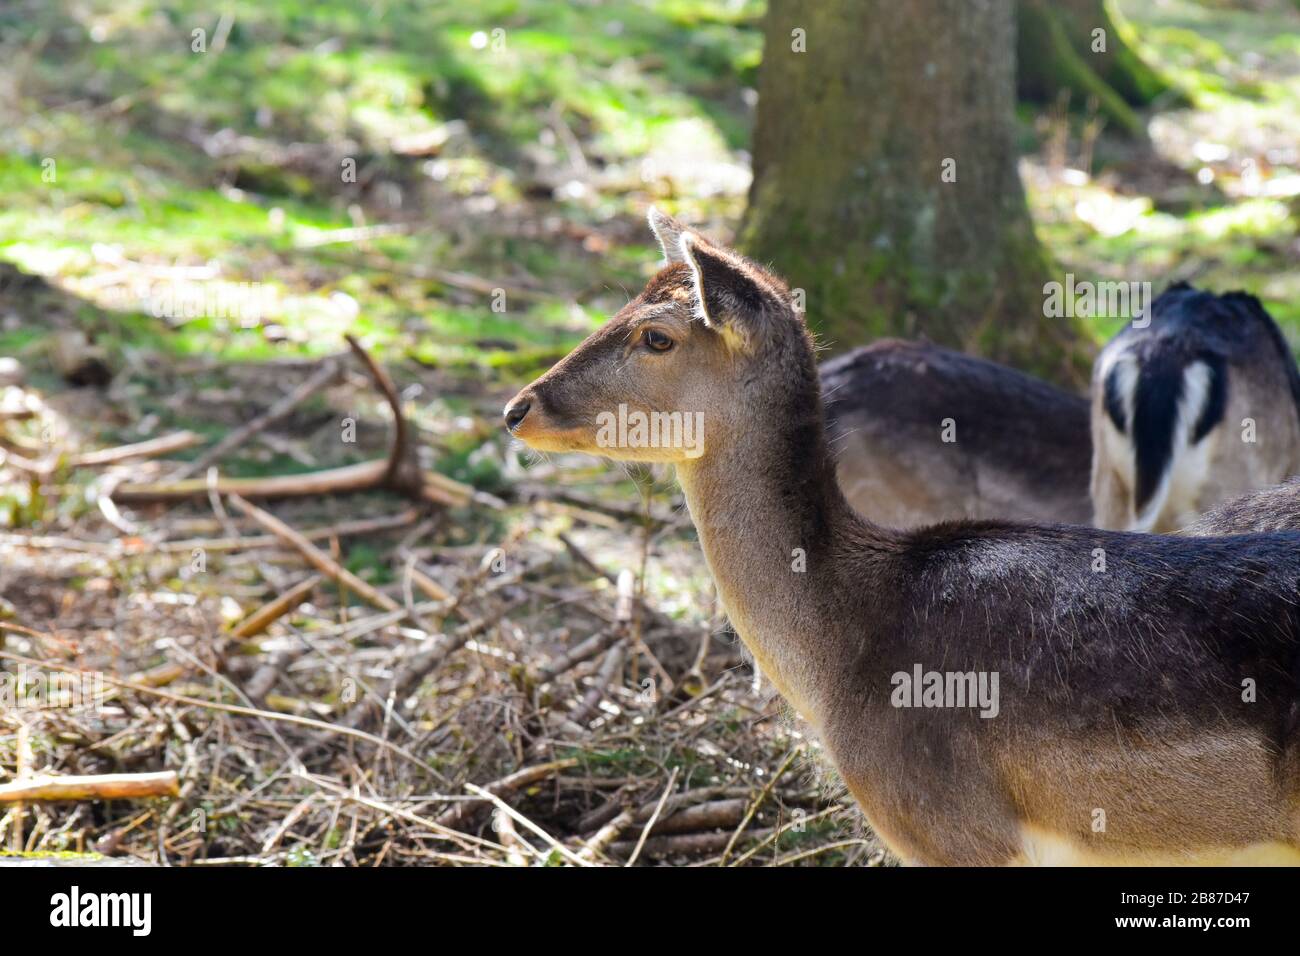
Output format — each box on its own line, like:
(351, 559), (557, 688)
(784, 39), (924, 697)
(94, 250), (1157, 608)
(1098, 348), (1228, 532)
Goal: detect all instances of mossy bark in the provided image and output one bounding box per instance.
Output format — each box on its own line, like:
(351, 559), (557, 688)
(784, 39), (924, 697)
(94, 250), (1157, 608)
(1017, 0), (1183, 137)
(741, 0), (1088, 386)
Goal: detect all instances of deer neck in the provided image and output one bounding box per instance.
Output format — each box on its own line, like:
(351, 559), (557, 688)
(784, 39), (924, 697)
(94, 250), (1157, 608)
(675, 393), (888, 726)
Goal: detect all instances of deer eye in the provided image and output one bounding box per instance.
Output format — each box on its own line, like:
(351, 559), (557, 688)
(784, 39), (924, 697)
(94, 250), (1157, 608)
(643, 328), (674, 353)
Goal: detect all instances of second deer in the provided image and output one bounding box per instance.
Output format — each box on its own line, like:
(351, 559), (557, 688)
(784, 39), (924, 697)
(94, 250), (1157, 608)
(1091, 282), (1300, 532)
(823, 340), (1091, 526)
(505, 211), (1300, 866)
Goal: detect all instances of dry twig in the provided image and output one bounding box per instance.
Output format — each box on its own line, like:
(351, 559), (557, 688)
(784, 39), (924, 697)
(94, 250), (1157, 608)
(0, 772), (179, 803)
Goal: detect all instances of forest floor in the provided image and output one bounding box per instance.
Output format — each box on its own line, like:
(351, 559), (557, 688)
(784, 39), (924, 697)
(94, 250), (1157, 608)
(0, 0), (1297, 865)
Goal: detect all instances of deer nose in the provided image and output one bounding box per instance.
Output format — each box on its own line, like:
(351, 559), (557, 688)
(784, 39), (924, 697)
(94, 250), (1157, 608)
(504, 398), (531, 432)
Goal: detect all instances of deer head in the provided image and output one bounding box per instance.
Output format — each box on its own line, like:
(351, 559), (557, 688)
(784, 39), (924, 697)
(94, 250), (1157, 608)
(504, 209), (819, 465)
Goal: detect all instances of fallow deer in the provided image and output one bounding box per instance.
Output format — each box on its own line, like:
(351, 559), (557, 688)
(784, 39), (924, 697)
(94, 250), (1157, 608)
(504, 210), (1300, 865)
(1091, 282), (1300, 532)
(823, 341), (1091, 527)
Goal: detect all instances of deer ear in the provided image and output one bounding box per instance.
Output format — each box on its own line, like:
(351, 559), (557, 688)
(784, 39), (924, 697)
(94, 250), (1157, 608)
(647, 207), (688, 264)
(678, 232), (781, 345)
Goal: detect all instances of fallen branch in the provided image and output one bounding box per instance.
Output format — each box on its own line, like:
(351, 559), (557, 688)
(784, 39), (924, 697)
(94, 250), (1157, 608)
(70, 431), (203, 467)
(652, 798), (749, 835)
(231, 574), (322, 640)
(127, 662), (186, 688)
(577, 785), (751, 834)
(0, 771), (179, 803)
(114, 459), (467, 506)
(1, 431), (201, 476)
(342, 334), (415, 490)
(577, 807), (635, 863)
(405, 561), (454, 603)
(226, 494), (400, 613)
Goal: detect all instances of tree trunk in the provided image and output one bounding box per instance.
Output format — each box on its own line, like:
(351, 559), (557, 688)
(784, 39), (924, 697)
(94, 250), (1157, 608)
(1017, 0), (1182, 137)
(741, 0), (1087, 385)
